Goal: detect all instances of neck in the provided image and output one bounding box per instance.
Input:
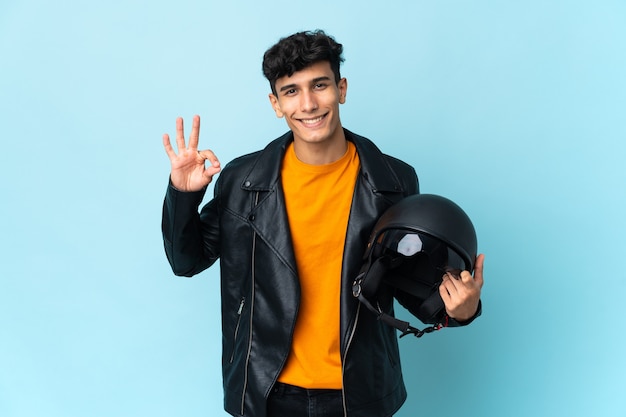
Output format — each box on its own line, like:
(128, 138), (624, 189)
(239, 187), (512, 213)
(292, 128), (348, 165)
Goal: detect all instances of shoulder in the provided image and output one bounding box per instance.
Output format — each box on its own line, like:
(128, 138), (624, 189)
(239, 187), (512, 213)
(383, 153), (417, 178)
(345, 129), (417, 176)
(346, 129), (418, 193)
(347, 129), (412, 167)
(221, 149), (262, 175)
(215, 131), (292, 191)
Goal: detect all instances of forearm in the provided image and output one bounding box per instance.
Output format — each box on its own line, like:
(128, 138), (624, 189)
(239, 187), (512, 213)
(161, 181), (218, 277)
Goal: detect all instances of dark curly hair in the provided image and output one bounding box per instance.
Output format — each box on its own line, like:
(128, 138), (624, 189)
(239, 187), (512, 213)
(262, 30), (344, 96)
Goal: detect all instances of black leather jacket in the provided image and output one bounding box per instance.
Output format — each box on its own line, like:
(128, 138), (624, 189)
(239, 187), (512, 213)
(162, 129), (453, 417)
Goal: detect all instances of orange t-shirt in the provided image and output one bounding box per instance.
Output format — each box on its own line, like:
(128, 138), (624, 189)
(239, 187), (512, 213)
(278, 140), (360, 389)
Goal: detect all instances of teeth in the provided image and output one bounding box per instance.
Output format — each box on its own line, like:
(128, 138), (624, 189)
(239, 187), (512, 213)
(301, 115), (324, 125)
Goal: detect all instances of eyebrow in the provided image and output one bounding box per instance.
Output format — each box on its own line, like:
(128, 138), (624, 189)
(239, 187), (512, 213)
(278, 76), (332, 93)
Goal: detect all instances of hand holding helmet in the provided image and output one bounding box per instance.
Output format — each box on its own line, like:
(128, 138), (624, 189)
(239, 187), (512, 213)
(440, 254), (484, 322)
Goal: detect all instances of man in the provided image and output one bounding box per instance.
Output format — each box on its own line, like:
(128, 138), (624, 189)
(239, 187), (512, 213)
(162, 30), (483, 417)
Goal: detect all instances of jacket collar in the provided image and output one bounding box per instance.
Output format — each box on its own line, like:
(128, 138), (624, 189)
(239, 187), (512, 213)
(241, 128), (407, 194)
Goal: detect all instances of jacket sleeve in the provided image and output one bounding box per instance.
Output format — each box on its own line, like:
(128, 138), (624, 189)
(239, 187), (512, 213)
(447, 301), (482, 327)
(161, 180), (220, 277)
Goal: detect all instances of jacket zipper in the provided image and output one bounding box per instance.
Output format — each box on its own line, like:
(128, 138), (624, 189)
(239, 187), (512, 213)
(240, 191), (260, 416)
(229, 297), (246, 364)
(341, 302), (361, 417)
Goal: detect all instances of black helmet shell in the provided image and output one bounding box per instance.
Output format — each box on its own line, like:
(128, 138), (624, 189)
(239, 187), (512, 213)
(369, 194), (477, 272)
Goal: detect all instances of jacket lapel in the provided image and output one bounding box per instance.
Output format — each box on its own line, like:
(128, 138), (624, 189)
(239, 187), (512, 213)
(240, 132), (298, 277)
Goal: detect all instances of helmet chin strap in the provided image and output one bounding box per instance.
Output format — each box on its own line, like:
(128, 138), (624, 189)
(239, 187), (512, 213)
(352, 255), (446, 338)
(354, 286), (444, 338)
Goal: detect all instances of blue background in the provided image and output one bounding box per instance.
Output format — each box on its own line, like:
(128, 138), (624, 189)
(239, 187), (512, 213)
(1, 1), (625, 416)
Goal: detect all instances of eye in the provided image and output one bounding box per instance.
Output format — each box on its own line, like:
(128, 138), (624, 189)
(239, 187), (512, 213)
(314, 83), (328, 90)
(284, 88), (297, 96)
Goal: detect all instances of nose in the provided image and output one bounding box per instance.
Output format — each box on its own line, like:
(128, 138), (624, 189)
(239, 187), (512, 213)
(300, 90), (318, 112)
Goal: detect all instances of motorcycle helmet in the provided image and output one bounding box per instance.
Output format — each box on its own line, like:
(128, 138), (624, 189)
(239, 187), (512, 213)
(352, 194), (477, 338)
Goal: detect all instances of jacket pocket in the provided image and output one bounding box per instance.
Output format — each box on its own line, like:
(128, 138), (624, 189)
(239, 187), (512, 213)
(229, 297), (246, 364)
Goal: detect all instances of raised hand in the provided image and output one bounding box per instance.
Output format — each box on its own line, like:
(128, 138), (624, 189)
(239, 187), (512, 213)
(163, 115), (221, 192)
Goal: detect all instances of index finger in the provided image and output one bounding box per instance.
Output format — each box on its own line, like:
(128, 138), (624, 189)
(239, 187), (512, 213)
(188, 114), (201, 150)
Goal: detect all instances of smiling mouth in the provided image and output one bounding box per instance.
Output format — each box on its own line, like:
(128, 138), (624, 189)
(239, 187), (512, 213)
(298, 113), (327, 125)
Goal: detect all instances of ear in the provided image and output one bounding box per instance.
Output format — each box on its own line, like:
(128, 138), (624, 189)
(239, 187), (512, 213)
(268, 94), (284, 118)
(338, 77), (348, 104)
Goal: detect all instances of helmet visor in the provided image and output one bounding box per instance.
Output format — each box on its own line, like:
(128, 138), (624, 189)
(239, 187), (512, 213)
(375, 228), (467, 284)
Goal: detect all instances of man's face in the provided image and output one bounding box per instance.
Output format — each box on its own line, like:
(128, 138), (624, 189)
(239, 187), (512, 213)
(269, 61), (347, 148)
